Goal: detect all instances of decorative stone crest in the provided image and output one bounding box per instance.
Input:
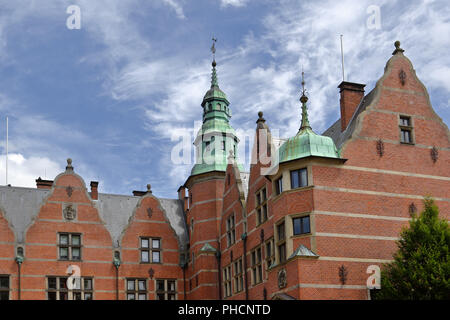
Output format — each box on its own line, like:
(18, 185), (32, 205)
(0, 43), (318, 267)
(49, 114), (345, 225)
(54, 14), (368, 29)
(63, 204), (77, 220)
(277, 269), (287, 289)
(430, 146), (438, 163)
(409, 202), (417, 216)
(148, 267), (155, 279)
(399, 69), (406, 86)
(147, 208), (153, 218)
(338, 265), (348, 285)
(66, 186), (73, 197)
(376, 139), (384, 157)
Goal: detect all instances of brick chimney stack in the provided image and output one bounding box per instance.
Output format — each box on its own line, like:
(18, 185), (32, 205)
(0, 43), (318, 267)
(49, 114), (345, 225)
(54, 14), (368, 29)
(36, 177), (53, 189)
(338, 81), (365, 131)
(90, 181), (99, 200)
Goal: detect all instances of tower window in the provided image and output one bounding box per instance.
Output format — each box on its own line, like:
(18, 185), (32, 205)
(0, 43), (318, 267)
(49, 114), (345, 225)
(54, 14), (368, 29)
(223, 265), (232, 298)
(256, 187), (268, 225)
(399, 115), (413, 144)
(233, 258), (244, 293)
(226, 214), (236, 247)
(275, 177), (283, 195)
(265, 238), (275, 269)
(276, 222), (286, 264)
(251, 247), (263, 285)
(293, 216), (311, 235)
(290, 168), (308, 189)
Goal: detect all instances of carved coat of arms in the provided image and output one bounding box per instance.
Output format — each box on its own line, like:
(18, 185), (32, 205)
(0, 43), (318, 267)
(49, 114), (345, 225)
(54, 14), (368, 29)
(63, 204), (77, 220)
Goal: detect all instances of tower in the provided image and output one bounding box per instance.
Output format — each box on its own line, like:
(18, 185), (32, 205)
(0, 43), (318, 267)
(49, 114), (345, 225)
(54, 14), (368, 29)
(183, 40), (243, 299)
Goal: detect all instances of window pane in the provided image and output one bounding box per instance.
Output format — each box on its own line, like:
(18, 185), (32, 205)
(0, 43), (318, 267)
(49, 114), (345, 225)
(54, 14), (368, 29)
(84, 293), (92, 300)
(60, 234), (69, 245)
(302, 216), (311, 234)
(293, 218), (301, 235)
(138, 294), (146, 300)
(60, 277), (68, 290)
(300, 169), (308, 187)
(256, 193), (261, 205)
(47, 292), (56, 300)
(72, 277), (81, 290)
(48, 277), (57, 290)
(141, 238), (149, 248)
(262, 205), (267, 221)
(291, 170), (299, 188)
(60, 247), (68, 259)
(141, 250), (149, 263)
(60, 292), (68, 300)
(127, 280), (135, 291)
(0, 277), (9, 289)
(152, 251), (161, 263)
(71, 235), (80, 246)
(168, 294), (176, 300)
(157, 280), (165, 292)
(278, 223), (285, 240)
(168, 281), (175, 292)
(73, 292), (82, 300)
(157, 294), (165, 300)
(138, 280), (146, 291)
(152, 239), (160, 249)
(127, 293), (135, 300)
(72, 247), (81, 260)
(84, 279), (92, 290)
(262, 189), (266, 201)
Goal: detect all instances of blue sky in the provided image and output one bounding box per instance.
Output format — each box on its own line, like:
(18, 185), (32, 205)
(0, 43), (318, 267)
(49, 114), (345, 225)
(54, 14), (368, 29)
(0, 0), (448, 198)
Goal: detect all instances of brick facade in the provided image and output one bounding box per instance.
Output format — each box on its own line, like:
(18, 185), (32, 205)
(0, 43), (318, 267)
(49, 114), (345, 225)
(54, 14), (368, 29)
(0, 42), (448, 300)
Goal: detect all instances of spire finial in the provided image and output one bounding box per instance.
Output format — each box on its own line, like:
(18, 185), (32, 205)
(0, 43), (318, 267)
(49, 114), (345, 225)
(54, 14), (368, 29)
(210, 37), (218, 87)
(392, 40), (405, 55)
(66, 158), (74, 171)
(299, 70), (311, 131)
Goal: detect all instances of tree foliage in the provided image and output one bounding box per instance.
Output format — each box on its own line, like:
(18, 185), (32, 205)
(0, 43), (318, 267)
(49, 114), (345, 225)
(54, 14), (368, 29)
(376, 197), (449, 299)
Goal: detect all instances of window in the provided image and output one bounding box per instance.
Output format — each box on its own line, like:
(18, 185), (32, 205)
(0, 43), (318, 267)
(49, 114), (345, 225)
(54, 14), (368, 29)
(205, 141), (211, 152)
(255, 188), (268, 225)
(233, 258), (244, 293)
(222, 140), (226, 151)
(0, 276), (10, 300)
(400, 116), (413, 144)
(140, 237), (161, 263)
(126, 278), (147, 300)
(290, 168), (308, 189)
(265, 239), (275, 269)
(275, 177), (283, 195)
(58, 233), (81, 261)
(293, 216), (311, 235)
(156, 279), (176, 300)
(226, 214), (236, 247)
(276, 222), (286, 264)
(47, 276), (93, 300)
(251, 247), (263, 285)
(223, 265), (232, 298)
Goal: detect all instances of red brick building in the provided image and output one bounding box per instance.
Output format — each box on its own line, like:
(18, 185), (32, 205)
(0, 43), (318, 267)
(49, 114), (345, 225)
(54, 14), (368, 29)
(0, 41), (449, 300)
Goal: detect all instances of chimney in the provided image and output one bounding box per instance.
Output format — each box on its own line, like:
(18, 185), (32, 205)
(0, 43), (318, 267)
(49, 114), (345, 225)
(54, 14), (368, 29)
(177, 186), (188, 211)
(338, 81), (365, 131)
(90, 181), (99, 200)
(36, 177), (53, 189)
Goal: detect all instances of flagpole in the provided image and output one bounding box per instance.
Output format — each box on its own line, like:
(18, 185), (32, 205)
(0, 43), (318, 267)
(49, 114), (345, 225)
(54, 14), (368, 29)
(6, 116), (8, 185)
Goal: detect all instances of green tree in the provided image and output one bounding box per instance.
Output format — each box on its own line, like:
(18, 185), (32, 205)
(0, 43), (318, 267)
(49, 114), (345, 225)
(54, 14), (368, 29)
(376, 197), (449, 299)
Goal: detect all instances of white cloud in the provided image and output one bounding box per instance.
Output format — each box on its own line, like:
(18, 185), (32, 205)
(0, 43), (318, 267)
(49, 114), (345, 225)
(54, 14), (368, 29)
(162, 0), (186, 19)
(220, 0), (250, 7)
(0, 153), (63, 187)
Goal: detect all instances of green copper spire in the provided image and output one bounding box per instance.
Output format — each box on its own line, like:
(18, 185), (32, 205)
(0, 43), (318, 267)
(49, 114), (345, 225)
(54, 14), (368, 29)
(191, 38), (243, 176)
(278, 71), (340, 163)
(299, 71), (311, 130)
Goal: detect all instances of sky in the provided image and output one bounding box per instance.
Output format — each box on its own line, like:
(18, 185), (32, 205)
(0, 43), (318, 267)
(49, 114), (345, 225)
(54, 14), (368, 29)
(0, 0), (448, 198)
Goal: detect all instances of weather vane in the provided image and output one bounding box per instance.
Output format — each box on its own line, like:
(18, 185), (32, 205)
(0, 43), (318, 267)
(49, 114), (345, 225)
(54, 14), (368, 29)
(211, 37), (217, 60)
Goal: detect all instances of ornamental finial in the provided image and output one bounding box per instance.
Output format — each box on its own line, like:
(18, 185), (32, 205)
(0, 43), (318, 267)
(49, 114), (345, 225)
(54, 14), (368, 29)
(146, 184), (152, 193)
(299, 70), (311, 131)
(210, 37), (218, 87)
(392, 40), (405, 55)
(66, 158), (73, 171)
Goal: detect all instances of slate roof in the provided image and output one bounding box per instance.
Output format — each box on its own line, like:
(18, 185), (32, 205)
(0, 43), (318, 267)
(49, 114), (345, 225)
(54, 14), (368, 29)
(322, 88), (377, 149)
(0, 186), (188, 252)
